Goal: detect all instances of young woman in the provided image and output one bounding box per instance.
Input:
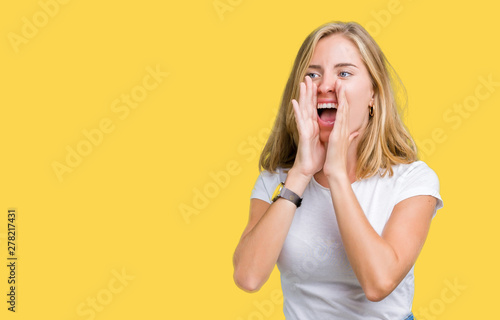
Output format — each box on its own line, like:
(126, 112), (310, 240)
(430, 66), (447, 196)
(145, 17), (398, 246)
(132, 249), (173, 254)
(233, 21), (443, 319)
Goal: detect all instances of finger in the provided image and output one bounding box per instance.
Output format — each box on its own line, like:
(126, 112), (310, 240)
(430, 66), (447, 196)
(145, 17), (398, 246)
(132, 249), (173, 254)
(304, 76), (314, 119)
(311, 82), (318, 120)
(333, 81), (345, 136)
(336, 83), (349, 136)
(349, 131), (359, 144)
(340, 85), (349, 136)
(291, 99), (302, 125)
(298, 81), (306, 118)
(298, 82), (308, 120)
(333, 78), (339, 98)
(292, 99), (308, 136)
(338, 81), (347, 112)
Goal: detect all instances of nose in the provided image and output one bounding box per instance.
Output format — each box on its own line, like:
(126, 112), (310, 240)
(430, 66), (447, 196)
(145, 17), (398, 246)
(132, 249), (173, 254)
(317, 72), (337, 94)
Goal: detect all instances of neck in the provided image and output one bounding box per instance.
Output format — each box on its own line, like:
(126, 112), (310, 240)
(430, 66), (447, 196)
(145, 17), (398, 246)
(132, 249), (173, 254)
(345, 138), (359, 181)
(315, 138), (360, 187)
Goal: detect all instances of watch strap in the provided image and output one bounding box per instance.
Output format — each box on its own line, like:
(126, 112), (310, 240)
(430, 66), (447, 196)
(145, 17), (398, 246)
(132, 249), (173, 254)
(272, 182), (302, 208)
(280, 187), (302, 207)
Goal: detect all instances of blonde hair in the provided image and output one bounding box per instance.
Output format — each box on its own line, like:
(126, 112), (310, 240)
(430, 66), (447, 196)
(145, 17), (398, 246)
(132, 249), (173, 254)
(259, 21), (418, 179)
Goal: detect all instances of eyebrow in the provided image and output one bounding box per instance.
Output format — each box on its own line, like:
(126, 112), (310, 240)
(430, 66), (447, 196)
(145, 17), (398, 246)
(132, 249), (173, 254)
(308, 63), (358, 69)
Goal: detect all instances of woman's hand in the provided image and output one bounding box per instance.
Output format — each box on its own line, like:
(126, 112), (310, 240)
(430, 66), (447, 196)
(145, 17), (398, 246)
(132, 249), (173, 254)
(323, 81), (359, 179)
(291, 76), (326, 178)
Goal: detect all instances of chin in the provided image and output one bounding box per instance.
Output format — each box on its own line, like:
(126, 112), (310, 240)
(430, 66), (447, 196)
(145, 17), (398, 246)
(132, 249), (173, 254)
(319, 129), (332, 143)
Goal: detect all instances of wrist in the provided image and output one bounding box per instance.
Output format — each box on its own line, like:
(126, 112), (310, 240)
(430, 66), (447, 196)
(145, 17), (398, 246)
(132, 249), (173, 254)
(326, 171), (350, 187)
(284, 167), (312, 197)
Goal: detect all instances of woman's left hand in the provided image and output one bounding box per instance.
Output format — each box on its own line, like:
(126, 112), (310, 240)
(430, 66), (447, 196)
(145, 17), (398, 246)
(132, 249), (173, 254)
(323, 81), (360, 179)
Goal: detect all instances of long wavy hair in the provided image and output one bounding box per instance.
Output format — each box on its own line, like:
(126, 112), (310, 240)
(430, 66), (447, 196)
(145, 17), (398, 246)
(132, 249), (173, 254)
(259, 21), (418, 179)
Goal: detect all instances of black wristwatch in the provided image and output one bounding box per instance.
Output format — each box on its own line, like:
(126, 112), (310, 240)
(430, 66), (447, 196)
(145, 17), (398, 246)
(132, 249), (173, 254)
(271, 182), (302, 208)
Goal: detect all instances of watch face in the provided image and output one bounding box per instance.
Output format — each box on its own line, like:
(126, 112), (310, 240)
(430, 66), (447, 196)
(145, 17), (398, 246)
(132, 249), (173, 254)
(272, 183), (284, 202)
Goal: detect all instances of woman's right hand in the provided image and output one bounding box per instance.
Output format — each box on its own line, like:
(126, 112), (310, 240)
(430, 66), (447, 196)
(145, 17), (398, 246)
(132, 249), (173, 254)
(291, 75), (326, 179)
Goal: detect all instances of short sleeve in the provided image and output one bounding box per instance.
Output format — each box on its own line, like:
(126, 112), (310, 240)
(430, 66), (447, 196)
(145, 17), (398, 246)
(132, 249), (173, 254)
(393, 161), (444, 219)
(250, 169), (283, 204)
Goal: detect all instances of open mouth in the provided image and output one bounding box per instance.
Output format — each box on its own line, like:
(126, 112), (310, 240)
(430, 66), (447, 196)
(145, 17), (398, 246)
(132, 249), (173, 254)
(317, 102), (338, 124)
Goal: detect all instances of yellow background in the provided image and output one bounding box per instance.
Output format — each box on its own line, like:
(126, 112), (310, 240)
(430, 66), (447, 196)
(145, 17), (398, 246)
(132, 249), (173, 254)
(1, 0), (498, 319)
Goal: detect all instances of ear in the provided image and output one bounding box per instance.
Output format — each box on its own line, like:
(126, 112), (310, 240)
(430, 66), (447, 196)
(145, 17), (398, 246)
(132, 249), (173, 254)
(369, 93), (375, 106)
(369, 89), (375, 106)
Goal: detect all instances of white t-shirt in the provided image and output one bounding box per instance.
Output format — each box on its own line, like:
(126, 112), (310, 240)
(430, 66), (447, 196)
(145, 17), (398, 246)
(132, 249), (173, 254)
(250, 160), (443, 320)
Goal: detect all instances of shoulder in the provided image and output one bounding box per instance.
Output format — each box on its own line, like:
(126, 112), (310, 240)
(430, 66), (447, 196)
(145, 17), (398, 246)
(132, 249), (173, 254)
(364, 161), (439, 187)
(391, 160), (440, 186)
(390, 161), (443, 215)
(392, 160), (438, 176)
(257, 167), (289, 182)
(250, 167), (289, 203)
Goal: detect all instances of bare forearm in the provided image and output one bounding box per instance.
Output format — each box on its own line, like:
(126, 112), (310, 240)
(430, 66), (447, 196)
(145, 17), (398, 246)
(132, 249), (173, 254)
(233, 169), (310, 292)
(233, 198), (296, 291)
(327, 175), (399, 299)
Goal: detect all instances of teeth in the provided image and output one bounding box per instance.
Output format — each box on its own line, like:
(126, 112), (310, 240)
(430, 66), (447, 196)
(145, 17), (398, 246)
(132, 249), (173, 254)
(317, 103), (338, 109)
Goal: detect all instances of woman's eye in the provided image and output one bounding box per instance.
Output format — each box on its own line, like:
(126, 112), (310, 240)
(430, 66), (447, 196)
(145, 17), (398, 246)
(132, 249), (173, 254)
(306, 73), (319, 79)
(339, 71), (351, 78)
